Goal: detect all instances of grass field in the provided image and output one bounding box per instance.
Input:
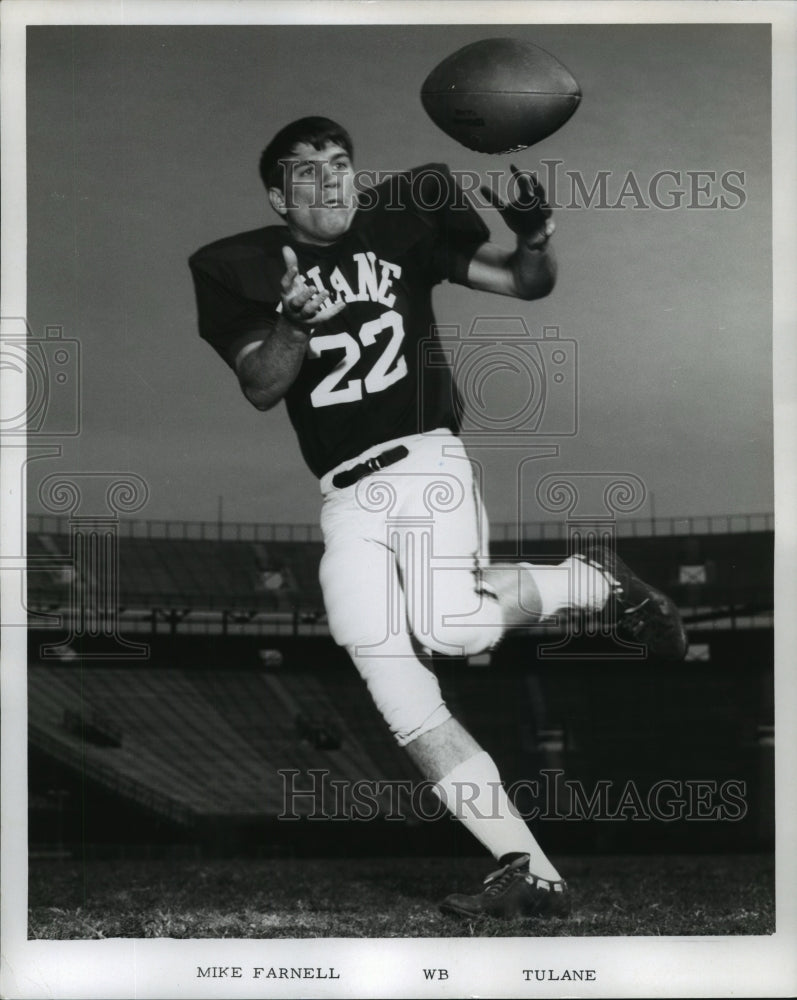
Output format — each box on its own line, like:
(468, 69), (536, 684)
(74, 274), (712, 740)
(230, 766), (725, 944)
(28, 853), (774, 939)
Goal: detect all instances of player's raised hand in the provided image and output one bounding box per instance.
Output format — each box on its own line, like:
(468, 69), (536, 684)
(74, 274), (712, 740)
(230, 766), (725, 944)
(480, 165), (555, 249)
(280, 246), (345, 328)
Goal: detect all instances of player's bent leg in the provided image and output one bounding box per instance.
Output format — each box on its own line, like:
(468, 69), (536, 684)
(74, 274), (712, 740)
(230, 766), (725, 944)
(483, 553), (687, 660)
(483, 558), (608, 627)
(418, 557), (599, 656)
(399, 549), (685, 662)
(402, 553), (614, 657)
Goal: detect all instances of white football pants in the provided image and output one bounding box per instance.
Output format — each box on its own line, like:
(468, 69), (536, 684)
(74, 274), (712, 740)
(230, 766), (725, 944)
(318, 430), (505, 746)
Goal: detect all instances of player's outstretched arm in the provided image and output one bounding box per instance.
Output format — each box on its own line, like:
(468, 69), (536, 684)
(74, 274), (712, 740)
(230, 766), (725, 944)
(466, 166), (557, 301)
(236, 247), (344, 411)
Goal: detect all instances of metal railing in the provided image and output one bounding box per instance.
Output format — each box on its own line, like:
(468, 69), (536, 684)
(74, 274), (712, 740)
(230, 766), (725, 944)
(27, 511), (774, 543)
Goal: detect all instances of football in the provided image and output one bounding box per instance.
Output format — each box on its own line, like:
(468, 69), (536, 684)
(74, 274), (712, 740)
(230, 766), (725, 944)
(420, 38), (581, 154)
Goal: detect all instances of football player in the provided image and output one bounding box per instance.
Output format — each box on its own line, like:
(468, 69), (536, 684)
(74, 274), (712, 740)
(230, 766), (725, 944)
(190, 116), (687, 920)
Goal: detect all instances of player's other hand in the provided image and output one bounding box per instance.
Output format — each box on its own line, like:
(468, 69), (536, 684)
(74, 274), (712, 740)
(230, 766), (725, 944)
(480, 165), (555, 250)
(280, 247), (345, 328)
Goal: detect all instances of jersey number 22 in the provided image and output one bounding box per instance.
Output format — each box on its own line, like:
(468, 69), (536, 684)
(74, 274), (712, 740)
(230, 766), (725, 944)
(308, 310), (408, 408)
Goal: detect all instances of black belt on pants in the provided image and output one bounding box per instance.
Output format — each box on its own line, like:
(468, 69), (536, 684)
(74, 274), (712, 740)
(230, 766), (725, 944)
(331, 444), (409, 489)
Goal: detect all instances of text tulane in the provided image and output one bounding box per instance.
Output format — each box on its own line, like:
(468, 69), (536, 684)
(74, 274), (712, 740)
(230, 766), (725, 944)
(522, 969), (596, 981)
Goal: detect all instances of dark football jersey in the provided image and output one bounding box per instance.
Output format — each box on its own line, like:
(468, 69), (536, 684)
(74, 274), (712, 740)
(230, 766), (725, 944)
(189, 164), (489, 477)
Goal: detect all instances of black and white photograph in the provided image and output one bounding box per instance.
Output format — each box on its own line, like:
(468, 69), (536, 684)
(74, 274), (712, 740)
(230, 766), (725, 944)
(1, 1), (795, 997)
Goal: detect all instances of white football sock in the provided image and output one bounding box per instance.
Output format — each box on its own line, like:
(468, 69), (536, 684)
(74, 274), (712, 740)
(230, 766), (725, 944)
(523, 557), (612, 618)
(433, 751), (560, 880)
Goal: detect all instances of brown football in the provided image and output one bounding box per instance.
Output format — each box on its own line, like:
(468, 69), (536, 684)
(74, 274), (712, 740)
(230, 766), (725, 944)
(421, 38), (581, 154)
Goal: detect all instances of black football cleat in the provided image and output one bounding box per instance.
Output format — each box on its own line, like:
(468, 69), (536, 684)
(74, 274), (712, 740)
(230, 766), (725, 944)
(577, 542), (688, 661)
(440, 855), (570, 920)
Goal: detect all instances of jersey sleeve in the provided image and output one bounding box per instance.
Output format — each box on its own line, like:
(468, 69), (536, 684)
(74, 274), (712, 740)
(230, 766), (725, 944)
(395, 163), (490, 285)
(188, 250), (278, 370)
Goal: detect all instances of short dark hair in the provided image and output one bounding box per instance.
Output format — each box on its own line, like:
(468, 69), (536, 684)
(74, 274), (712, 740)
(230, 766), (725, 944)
(259, 116), (354, 191)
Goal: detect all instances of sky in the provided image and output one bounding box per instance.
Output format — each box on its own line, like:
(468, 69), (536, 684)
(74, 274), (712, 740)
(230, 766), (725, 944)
(24, 21), (773, 529)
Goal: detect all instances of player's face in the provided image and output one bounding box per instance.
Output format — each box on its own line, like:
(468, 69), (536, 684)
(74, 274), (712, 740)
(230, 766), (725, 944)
(270, 142), (357, 246)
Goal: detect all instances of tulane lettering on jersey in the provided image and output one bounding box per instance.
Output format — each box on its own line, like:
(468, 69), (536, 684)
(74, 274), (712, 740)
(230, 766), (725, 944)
(189, 164), (489, 478)
(298, 253), (402, 310)
(279, 252), (407, 411)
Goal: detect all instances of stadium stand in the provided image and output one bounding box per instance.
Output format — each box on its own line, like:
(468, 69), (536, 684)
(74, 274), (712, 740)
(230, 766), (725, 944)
(28, 659), (420, 828)
(25, 514), (774, 855)
(26, 531), (73, 607)
(115, 538), (294, 609)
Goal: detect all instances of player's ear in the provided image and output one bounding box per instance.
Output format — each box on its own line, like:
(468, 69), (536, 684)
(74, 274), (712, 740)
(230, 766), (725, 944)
(268, 186), (288, 217)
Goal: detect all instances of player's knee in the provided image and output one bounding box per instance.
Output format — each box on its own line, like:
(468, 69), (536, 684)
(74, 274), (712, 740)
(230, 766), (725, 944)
(422, 621), (502, 658)
(325, 605), (386, 649)
(407, 572), (503, 657)
(347, 649), (451, 747)
(394, 704), (452, 747)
